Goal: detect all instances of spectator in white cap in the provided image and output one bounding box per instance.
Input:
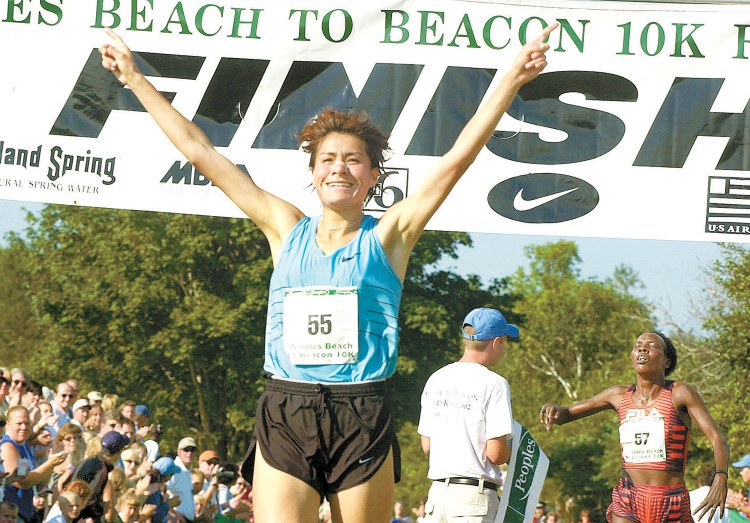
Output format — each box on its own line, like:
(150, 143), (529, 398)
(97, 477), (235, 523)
(167, 437), (196, 522)
(87, 392), (103, 408)
(70, 399), (90, 431)
(418, 307), (518, 523)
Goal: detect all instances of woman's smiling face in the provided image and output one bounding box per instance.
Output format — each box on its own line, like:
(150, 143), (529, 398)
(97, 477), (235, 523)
(311, 132), (378, 209)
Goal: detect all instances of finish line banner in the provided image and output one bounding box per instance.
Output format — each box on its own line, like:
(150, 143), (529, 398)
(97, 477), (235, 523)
(496, 421), (549, 523)
(2, 0), (750, 242)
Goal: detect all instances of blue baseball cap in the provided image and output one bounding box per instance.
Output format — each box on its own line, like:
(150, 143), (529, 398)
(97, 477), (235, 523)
(153, 457), (181, 477)
(135, 404), (150, 417)
(732, 454), (750, 468)
(462, 308), (519, 340)
(101, 431), (130, 455)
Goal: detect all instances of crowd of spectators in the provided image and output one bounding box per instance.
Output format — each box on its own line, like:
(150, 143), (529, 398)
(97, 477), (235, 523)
(3, 366), (742, 523)
(0, 368), (253, 523)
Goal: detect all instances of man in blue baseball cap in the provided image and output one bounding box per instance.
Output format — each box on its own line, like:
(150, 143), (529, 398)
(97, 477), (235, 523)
(726, 454), (750, 518)
(418, 307), (519, 523)
(459, 307), (520, 341)
(732, 454), (750, 471)
(133, 404), (150, 434)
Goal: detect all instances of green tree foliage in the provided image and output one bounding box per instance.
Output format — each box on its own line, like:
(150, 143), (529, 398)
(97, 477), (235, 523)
(0, 240), (44, 367)
(507, 242), (652, 404)
(10, 205), (272, 457)
(704, 243), (750, 477)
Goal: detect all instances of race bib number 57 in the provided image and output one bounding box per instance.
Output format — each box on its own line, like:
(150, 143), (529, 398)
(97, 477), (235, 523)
(619, 416), (666, 463)
(283, 286), (359, 365)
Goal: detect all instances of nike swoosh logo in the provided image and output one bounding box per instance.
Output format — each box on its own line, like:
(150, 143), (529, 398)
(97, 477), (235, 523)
(513, 187), (580, 211)
(341, 253), (360, 262)
(358, 456), (374, 464)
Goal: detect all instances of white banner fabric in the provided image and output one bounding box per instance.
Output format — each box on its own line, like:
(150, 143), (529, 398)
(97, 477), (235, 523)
(2, 0), (750, 242)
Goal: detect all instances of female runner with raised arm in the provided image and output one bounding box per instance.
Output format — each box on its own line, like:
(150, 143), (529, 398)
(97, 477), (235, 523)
(101, 23), (558, 523)
(541, 332), (729, 523)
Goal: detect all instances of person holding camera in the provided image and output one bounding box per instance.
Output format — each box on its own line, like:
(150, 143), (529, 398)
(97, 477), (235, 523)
(195, 451), (221, 521)
(196, 452), (249, 522)
(1, 406), (67, 523)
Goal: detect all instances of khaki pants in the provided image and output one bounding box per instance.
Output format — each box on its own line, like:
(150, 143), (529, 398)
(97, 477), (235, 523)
(424, 480), (500, 523)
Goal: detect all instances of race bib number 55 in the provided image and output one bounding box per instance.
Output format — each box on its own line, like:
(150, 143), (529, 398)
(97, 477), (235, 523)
(283, 286), (359, 365)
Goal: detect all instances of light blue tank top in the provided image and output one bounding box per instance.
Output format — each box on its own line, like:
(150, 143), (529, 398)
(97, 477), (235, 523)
(264, 215), (403, 382)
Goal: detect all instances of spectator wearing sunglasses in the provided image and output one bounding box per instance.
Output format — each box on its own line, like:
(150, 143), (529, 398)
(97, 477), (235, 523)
(50, 384), (76, 432)
(7, 369), (31, 410)
(167, 438), (197, 523)
(196, 451), (221, 520)
(98, 411), (125, 438)
(49, 424), (87, 500)
(121, 448), (144, 483)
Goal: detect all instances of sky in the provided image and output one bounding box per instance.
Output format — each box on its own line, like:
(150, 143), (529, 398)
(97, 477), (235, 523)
(0, 198), (723, 334)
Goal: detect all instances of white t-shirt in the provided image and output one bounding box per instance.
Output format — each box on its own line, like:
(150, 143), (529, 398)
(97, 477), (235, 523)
(166, 458), (196, 520)
(44, 503), (63, 523)
(689, 486), (730, 523)
(201, 480), (233, 514)
(143, 439), (160, 462)
(418, 361), (512, 484)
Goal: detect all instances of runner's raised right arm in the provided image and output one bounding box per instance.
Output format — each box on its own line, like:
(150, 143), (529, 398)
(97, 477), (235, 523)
(540, 385), (627, 430)
(99, 29), (303, 262)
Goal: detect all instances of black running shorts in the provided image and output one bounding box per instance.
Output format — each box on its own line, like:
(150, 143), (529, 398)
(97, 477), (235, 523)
(240, 378), (401, 498)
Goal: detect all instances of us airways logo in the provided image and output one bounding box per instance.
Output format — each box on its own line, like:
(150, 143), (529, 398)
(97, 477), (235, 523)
(706, 176), (750, 235)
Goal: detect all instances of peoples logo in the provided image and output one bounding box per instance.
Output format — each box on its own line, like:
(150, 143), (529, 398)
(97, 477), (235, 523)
(488, 173), (599, 223)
